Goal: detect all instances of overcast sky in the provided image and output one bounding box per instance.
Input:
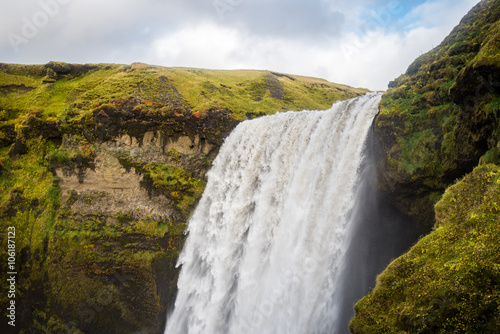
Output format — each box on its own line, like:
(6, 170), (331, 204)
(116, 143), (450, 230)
(1, 0), (480, 90)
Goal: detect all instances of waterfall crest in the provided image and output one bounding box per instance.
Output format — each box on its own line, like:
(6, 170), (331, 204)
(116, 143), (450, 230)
(166, 93), (382, 334)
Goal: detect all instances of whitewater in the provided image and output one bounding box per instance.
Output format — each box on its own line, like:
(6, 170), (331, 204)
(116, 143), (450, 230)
(165, 93), (383, 334)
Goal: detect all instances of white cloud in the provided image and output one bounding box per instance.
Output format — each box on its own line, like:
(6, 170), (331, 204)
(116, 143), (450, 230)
(149, 23), (243, 69)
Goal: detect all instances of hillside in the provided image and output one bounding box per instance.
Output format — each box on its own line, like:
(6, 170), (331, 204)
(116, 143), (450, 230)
(0, 63), (366, 333)
(351, 0), (500, 332)
(374, 0), (500, 228)
(0, 61), (365, 124)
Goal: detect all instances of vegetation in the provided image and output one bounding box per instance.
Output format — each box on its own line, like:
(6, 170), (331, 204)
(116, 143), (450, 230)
(350, 164), (500, 333)
(351, 1), (500, 332)
(0, 137), (188, 333)
(0, 61), (367, 123)
(374, 0), (500, 227)
(117, 152), (206, 218)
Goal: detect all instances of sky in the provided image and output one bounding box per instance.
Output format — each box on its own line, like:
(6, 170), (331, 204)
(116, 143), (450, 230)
(1, 0), (481, 91)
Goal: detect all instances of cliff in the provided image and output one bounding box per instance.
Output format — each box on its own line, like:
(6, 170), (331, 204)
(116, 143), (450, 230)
(351, 0), (500, 332)
(374, 0), (500, 228)
(0, 63), (367, 333)
(350, 164), (500, 333)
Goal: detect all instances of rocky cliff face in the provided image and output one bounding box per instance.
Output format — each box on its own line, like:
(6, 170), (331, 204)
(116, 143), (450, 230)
(374, 0), (500, 229)
(0, 63), (367, 333)
(351, 0), (500, 332)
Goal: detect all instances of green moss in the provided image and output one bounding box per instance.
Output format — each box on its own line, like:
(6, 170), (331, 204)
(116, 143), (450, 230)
(0, 136), (186, 333)
(375, 0), (500, 226)
(122, 220), (170, 238)
(117, 153), (206, 218)
(399, 129), (439, 174)
(488, 97), (500, 113)
(46, 142), (96, 169)
(350, 164), (500, 333)
(480, 147), (500, 165)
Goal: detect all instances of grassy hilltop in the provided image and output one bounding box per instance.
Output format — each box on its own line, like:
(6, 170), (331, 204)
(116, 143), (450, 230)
(0, 61), (366, 124)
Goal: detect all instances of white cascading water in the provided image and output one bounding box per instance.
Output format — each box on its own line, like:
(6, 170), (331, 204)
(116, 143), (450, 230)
(165, 93), (382, 334)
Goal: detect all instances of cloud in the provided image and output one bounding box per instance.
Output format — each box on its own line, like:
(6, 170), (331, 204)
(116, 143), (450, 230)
(144, 21), (433, 90)
(0, 0), (482, 91)
(215, 0), (346, 41)
(149, 23), (242, 68)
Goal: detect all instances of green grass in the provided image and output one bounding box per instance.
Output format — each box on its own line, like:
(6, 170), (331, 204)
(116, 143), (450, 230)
(0, 62), (368, 126)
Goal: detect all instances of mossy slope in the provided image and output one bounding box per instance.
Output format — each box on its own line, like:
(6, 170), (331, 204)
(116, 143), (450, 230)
(350, 164), (500, 333)
(0, 63), (366, 333)
(0, 136), (197, 333)
(375, 0), (500, 227)
(351, 1), (500, 332)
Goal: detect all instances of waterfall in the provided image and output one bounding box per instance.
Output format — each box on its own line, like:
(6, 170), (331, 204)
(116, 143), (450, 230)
(165, 93), (383, 334)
